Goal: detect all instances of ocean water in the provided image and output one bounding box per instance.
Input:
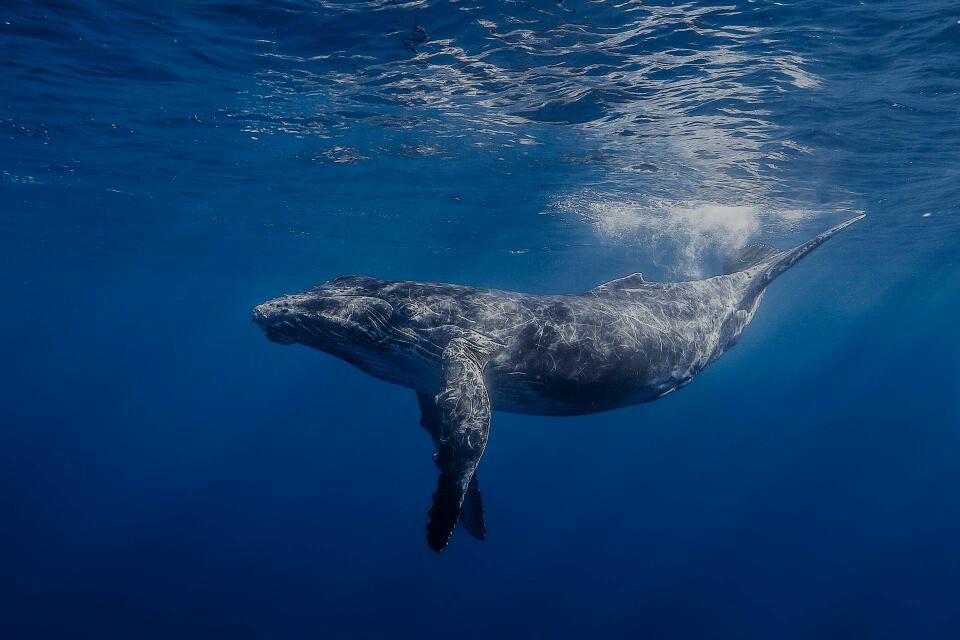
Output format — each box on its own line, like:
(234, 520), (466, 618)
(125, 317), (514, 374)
(2, 0), (959, 637)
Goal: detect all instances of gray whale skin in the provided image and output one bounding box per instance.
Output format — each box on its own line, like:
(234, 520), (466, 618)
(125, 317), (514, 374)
(253, 215), (863, 551)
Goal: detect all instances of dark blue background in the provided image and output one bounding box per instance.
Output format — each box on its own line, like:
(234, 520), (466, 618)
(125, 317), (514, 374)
(2, 1), (958, 637)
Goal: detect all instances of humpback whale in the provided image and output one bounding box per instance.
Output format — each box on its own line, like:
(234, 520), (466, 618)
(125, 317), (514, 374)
(253, 215), (863, 551)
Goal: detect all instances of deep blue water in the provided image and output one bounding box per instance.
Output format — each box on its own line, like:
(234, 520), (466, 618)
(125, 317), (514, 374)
(2, 1), (959, 637)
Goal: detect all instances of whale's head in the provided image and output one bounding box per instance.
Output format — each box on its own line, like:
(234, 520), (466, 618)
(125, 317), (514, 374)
(253, 277), (397, 349)
(252, 276), (428, 385)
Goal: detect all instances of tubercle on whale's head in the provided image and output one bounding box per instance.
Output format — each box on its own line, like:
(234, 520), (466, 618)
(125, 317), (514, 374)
(252, 277), (397, 353)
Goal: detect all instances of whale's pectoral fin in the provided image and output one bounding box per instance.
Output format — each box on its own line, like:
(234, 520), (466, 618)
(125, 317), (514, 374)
(417, 391), (487, 541)
(426, 337), (493, 552)
(417, 391), (442, 442)
(459, 475), (486, 540)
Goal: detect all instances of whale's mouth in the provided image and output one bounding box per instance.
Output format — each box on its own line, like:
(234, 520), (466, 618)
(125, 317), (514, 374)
(252, 303), (300, 345)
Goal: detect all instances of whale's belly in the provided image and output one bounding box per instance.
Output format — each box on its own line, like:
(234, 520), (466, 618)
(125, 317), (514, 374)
(486, 379), (642, 416)
(485, 356), (694, 416)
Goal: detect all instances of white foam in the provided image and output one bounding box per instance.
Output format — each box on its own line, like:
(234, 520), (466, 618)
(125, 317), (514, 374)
(558, 195), (818, 277)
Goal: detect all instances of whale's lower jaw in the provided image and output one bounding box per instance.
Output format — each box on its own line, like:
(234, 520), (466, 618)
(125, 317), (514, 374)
(262, 324), (298, 345)
(349, 354), (441, 392)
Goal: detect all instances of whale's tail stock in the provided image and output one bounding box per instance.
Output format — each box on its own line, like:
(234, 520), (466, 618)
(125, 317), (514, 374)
(723, 214), (865, 287)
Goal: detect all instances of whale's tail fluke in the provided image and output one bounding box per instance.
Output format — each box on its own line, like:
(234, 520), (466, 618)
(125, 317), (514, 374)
(756, 214), (865, 287)
(722, 242), (781, 275)
(725, 214), (864, 286)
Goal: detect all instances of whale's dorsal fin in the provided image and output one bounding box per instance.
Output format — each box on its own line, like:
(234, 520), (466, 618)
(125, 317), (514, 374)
(417, 392), (486, 541)
(426, 336), (493, 552)
(590, 272), (646, 293)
